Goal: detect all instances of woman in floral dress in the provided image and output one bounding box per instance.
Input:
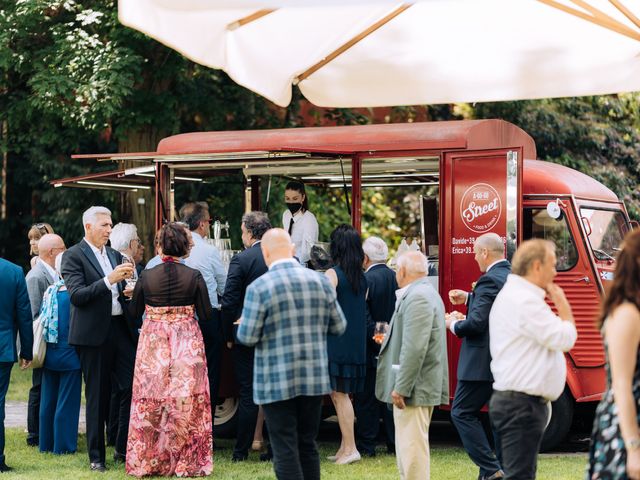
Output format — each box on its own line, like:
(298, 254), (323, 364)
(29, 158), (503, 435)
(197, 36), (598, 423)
(587, 229), (640, 480)
(125, 222), (214, 477)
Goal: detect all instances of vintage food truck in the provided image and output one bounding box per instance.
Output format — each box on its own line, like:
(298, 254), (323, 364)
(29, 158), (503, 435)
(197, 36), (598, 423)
(53, 119), (631, 450)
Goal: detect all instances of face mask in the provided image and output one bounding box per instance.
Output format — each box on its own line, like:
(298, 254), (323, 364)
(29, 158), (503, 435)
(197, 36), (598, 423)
(286, 202), (303, 214)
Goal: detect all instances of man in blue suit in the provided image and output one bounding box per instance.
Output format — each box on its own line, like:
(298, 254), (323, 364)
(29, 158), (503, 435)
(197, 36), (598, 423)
(0, 257), (34, 472)
(447, 232), (510, 480)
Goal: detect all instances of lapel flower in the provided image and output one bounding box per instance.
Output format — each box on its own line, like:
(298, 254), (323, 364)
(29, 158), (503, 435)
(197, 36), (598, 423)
(471, 281), (477, 291)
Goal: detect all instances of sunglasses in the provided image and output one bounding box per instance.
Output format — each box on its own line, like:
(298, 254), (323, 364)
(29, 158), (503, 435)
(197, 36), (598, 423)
(32, 223), (50, 236)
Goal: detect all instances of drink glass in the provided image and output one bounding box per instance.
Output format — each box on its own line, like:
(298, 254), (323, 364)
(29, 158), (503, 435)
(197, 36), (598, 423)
(373, 322), (389, 344)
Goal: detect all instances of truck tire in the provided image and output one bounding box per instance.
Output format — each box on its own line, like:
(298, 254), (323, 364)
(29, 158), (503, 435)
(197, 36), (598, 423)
(214, 397), (239, 438)
(540, 390), (573, 452)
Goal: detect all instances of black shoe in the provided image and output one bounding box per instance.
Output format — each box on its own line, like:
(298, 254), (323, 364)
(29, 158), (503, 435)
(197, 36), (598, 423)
(259, 452), (273, 462)
(113, 451), (126, 463)
(90, 462), (106, 473)
(231, 455), (248, 462)
(0, 462), (13, 473)
(26, 436), (38, 447)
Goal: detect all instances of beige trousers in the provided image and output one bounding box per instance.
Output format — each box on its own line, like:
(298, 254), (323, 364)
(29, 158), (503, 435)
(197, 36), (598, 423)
(393, 404), (434, 480)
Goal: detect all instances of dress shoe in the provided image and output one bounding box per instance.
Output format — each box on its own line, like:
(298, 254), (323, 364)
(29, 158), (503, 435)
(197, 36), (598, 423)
(26, 436), (38, 447)
(259, 452), (273, 462)
(0, 462), (13, 473)
(335, 451), (361, 465)
(326, 455), (338, 462)
(231, 455), (248, 462)
(113, 451), (126, 463)
(90, 462), (106, 473)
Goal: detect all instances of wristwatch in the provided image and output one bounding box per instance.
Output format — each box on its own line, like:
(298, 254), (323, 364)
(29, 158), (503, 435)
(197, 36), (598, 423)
(626, 438), (640, 450)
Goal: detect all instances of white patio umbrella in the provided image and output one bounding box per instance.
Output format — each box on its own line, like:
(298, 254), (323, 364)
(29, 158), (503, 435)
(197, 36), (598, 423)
(119, 0), (640, 107)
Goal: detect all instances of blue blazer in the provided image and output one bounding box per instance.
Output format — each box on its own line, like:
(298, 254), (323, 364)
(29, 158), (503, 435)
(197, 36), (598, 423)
(453, 260), (511, 381)
(0, 259), (33, 362)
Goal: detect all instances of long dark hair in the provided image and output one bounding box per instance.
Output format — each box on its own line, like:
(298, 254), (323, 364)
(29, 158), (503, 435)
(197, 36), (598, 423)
(285, 180), (309, 210)
(598, 229), (640, 327)
(330, 224), (364, 294)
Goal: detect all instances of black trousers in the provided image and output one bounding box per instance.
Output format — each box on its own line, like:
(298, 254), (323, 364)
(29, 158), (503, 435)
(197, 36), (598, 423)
(232, 344), (259, 458)
(200, 311), (222, 435)
(451, 380), (502, 477)
(27, 367), (43, 441)
(263, 396), (322, 480)
(353, 366), (395, 455)
(75, 316), (135, 464)
(489, 390), (548, 480)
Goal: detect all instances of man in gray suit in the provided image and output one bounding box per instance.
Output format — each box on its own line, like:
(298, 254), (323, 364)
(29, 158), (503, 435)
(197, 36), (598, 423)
(376, 251), (448, 480)
(24, 233), (65, 447)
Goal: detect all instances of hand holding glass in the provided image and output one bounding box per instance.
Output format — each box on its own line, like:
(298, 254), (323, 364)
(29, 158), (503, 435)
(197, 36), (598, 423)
(373, 322), (389, 345)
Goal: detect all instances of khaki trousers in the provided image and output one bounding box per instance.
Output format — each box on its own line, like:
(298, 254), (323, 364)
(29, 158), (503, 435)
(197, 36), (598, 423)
(393, 405), (434, 480)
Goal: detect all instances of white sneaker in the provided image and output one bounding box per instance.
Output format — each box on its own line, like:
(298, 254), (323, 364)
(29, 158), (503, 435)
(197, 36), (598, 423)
(335, 451), (361, 465)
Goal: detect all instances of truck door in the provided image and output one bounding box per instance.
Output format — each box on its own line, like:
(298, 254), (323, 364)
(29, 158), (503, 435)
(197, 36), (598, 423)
(441, 149), (522, 398)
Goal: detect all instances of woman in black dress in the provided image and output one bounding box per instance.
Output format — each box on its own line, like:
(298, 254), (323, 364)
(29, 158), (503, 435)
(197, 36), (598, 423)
(587, 230), (640, 480)
(325, 224), (367, 465)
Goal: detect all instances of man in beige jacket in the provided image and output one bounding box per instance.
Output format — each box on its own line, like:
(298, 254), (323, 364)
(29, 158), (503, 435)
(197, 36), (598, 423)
(376, 251), (448, 480)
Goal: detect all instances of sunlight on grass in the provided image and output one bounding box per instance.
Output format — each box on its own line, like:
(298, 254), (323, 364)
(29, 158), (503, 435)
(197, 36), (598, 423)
(0, 430), (587, 479)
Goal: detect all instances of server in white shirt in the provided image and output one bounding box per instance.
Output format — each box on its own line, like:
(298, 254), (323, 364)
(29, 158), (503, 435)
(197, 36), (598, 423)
(282, 181), (318, 265)
(488, 239), (577, 480)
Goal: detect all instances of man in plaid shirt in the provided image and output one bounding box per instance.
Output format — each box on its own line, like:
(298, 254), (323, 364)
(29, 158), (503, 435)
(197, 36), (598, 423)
(237, 228), (346, 480)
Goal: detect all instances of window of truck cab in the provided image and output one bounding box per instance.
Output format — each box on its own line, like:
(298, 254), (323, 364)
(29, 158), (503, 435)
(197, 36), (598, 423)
(523, 208), (578, 271)
(579, 208), (629, 262)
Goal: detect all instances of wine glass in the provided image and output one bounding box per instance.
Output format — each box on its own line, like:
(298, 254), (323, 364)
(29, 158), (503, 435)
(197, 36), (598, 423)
(120, 256), (137, 288)
(373, 322), (389, 344)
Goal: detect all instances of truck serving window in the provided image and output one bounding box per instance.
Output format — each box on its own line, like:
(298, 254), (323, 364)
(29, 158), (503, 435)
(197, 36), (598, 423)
(580, 208), (629, 261)
(523, 208), (578, 271)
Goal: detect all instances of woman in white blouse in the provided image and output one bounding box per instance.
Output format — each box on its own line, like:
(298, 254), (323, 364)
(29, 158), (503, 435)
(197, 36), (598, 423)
(282, 181), (319, 265)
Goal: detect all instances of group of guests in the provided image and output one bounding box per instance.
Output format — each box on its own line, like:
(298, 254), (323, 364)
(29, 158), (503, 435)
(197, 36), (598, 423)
(0, 191), (639, 480)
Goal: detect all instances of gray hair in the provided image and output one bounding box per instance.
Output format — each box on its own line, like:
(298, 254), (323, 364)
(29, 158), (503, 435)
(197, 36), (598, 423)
(363, 236), (389, 263)
(474, 232), (504, 254)
(512, 239), (555, 276)
(54, 251), (65, 277)
(242, 211), (272, 240)
(82, 206), (111, 228)
(110, 223), (138, 252)
(397, 251), (429, 275)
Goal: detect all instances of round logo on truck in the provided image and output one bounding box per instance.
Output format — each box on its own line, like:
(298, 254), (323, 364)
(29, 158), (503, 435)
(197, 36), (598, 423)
(460, 183), (502, 233)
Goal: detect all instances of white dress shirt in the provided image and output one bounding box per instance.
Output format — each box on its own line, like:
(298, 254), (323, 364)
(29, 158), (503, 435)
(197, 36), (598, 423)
(41, 260), (60, 283)
(282, 209), (319, 265)
(185, 232), (226, 308)
(85, 238), (123, 316)
(489, 274), (577, 400)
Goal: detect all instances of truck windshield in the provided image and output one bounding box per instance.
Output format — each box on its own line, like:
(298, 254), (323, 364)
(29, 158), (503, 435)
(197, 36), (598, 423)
(523, 208), (578, 271)
(580, 208), (629, 261)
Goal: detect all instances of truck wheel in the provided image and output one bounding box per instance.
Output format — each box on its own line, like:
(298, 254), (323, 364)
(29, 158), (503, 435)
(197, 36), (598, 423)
(540, 390), (573, 452)
(214, 397), (239, 438)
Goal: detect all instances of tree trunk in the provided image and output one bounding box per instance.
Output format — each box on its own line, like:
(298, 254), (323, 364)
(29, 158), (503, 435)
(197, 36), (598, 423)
(118, 126), (167, 263)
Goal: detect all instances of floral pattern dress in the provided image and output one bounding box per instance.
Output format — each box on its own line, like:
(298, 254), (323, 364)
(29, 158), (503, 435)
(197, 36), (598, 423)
(125, 261), (215, 477)
(586, 341), (640, 479)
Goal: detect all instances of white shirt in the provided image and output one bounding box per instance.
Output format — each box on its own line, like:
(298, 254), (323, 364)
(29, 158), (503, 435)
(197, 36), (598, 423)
(85, 238), (123, 316)
(268, 258), (298, 270)
(41, 260), (60, 283)
(489, 274), (577, 400)
(282, 209), (319, 264)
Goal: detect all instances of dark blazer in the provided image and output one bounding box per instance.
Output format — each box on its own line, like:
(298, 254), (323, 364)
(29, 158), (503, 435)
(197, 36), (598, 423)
(453, 260), (510, 381)
(0, 258), (33, 362)
(364, 263), (398, 366)
(61, 239), (127, 346)
(221, 242), (268, 343)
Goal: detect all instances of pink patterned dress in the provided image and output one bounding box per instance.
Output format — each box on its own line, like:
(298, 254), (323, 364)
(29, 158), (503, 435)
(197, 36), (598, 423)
(125, 262), (214, 477)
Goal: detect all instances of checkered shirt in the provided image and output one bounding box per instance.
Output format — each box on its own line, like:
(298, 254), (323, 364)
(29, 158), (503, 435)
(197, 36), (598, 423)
(237, 260), (346, 405)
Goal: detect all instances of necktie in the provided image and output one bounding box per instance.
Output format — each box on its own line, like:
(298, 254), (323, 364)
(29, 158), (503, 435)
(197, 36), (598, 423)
(288, 218), (295, 235)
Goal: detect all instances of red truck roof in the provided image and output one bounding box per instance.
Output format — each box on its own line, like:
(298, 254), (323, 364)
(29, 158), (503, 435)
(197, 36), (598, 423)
(523, 159), (618, 202)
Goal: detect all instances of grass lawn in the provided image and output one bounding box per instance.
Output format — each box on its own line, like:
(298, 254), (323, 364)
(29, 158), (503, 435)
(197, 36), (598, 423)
(7, 366), (32, 403)
(1, 430), (587, 480)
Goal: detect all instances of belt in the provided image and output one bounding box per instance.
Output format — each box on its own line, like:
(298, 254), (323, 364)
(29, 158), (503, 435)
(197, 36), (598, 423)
(494, 390), (548, 404)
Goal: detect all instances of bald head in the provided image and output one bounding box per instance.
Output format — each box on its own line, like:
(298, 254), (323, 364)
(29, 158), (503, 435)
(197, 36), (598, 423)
(473, 232), (505, 272)
(261, 228), (295, 267)
(37, 234), (66, 268)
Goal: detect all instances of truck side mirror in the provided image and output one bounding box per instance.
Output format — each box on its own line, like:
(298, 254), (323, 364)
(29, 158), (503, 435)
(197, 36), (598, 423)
(546, 200), (562, 220)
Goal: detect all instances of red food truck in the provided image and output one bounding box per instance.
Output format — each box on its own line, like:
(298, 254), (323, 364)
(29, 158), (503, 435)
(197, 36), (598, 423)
(53, 119), (631, 450)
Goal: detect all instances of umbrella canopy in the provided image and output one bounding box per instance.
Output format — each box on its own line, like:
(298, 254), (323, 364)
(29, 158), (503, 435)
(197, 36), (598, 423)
(119, 0), (640, 107)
